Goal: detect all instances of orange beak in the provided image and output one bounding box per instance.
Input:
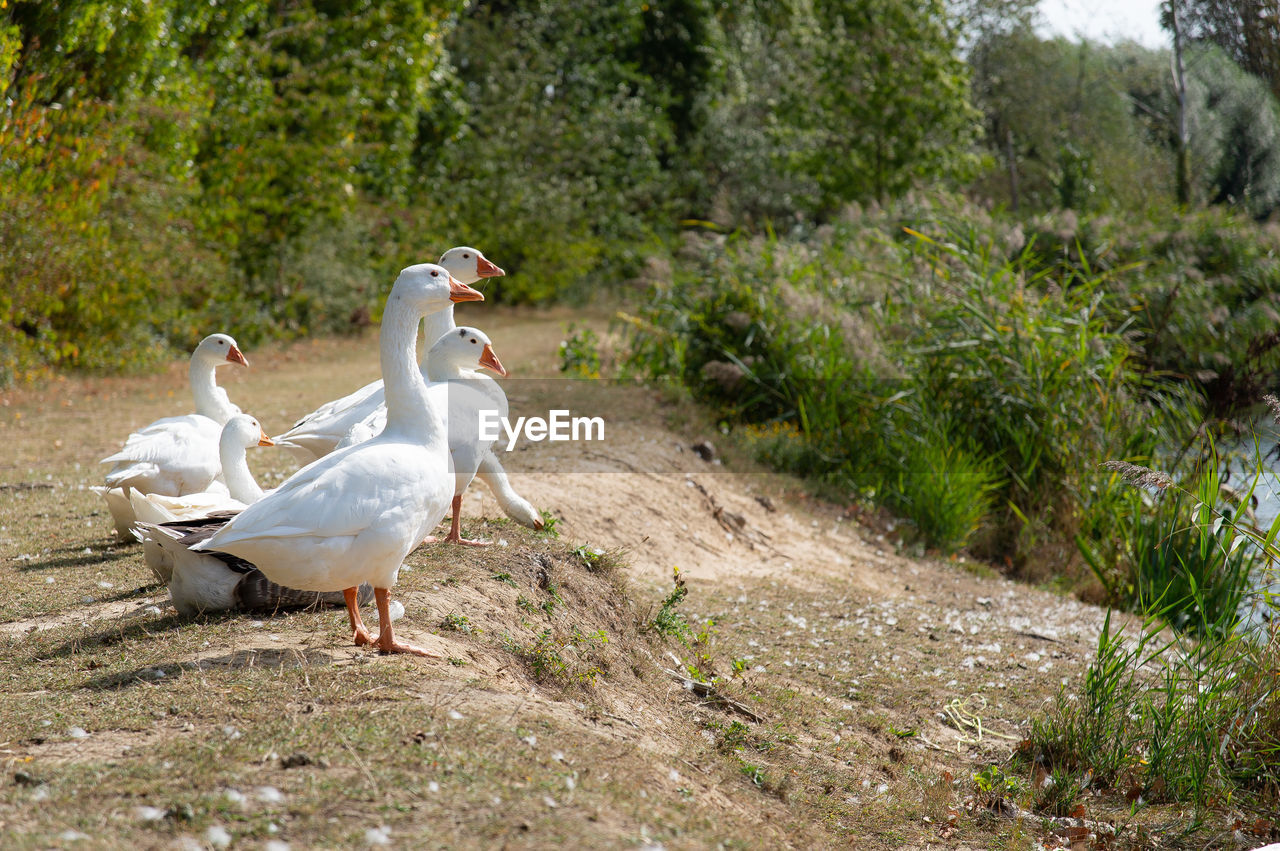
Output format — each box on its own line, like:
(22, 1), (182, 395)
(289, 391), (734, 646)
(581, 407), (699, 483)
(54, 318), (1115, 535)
(227, 344), (249, 368)
(476, 256), (505, 278)
(479, 343), (507, 377)
(449, 275), (485, 303)
(257, 430), (274, 447)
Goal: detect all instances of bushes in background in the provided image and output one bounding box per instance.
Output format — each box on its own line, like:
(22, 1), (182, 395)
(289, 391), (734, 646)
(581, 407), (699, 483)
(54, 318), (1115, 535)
(2, 0), (983, 383)
(624, 196), (1213, 580)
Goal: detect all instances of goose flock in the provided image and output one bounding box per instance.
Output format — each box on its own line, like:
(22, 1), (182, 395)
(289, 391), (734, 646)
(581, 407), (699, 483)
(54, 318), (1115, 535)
(97, 248), (541, 657)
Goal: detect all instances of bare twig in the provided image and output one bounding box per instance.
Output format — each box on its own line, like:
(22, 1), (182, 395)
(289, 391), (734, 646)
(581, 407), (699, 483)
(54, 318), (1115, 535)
(660, 666), (764, 723)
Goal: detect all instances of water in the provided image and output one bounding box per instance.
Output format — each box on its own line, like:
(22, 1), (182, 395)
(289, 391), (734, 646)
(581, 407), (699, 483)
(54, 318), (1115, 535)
(1223, 422), (1280, 630)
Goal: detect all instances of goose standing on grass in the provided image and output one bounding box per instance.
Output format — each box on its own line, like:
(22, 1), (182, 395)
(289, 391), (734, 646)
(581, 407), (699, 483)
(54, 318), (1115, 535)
(94, 334), (248, 540)
(274, 246), (543, 533)
(193, 263), (485, 656)
(273, 246), (504, 464)
(338, 326), (510, 545)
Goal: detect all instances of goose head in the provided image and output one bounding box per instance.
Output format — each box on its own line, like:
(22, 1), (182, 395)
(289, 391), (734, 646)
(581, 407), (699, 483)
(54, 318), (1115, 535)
(195, 333), (249, 368)
(392, 263), (484, 311)
(430, 326), (508, 377)
(438, 246), (505, 285)
(221, 414), (274, 451)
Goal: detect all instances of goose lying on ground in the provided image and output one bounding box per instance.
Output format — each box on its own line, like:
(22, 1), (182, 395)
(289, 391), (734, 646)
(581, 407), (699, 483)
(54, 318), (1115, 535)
(94, 334), (248, 540)
(194, 263), (485, 656)
(338, 326), (510, 545)
(272, 246), (503, 464)
(130, 414), (274, 528)
(132, 414), (274, 584)
(137, 514), (374, 617)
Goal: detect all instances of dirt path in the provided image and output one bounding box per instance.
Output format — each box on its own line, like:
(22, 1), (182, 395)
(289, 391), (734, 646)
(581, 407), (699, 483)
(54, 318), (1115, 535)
(0, 308), (1114, 848)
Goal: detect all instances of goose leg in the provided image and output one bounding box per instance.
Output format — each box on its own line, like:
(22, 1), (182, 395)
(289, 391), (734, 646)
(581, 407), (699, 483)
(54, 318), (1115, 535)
(344, 586), (374, 647)
(372, 588), (438, 657)
(442, 494), (491, 547)
(476, 451), (543, 529)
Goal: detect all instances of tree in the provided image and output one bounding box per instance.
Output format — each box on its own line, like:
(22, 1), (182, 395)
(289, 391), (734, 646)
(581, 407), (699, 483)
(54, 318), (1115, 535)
(1178, 0), (1280, 101)
(969, 33), (1171, 211)
(799, 0), (979, 209)
(1164, 0), (1193, 205)
(700, 0), (980, 219)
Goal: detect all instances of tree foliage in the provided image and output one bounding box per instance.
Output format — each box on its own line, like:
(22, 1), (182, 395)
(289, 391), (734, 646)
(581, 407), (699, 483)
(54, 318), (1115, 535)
(1177, 0), (1280, 102)
(969, 21), (1280, 219)
(2, 0), (981, 382)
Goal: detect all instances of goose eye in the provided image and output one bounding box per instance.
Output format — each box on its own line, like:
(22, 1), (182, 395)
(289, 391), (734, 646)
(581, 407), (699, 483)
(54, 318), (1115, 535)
(463, 253), (471, 259)
(430, 270), (439, 277)
(471, 338), (478, 344)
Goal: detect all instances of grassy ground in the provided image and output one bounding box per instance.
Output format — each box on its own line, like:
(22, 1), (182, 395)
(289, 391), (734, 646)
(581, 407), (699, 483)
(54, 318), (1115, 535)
(0, 308), (1212, 848)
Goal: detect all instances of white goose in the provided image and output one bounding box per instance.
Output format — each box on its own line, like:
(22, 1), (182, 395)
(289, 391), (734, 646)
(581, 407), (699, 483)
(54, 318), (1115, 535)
(339, 326), (510, 545)
(132, 414), (274, 584)
(275, 246), (542, 532)
(272, 246), (503, 464)
(94, 333), (248, 540)
(193, 263), (485, 656)
(131, 414), (275, 528)
(137, 514), (372, 617)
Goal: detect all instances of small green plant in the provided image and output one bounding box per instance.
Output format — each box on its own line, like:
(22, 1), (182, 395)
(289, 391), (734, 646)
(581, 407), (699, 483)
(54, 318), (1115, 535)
(648, 567), (691, 639)
(516, 594), (536, 614)
(972, 764), (1021, 810)
(734, 758), (786, 797)
(686, 618), (718, 682)
(708, 719), (778, 755)
(1032, 767), (1081, 817)
(571, 544), (616, 574)
(570, 626), (609, 648)
(739, 761), (767, 786)
(718, 720), (752, 753)
(558, 324), (602, 378)
(492, 572), (518, 587)
(538, 511), (561, 538)
(524, 629), (568, 681)
(440, 613), (474, 634)
(513, 626), (609, 686)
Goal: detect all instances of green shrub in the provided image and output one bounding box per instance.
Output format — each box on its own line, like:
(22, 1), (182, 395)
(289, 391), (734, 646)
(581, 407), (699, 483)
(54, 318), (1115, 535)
(1081, 459), (1258, 637)
(558, 324), (602, 378)
(647, 567), (692, 640)
(887, 425), (1001, 554)
(1025, 452), (1280, 826)
(625, 199), (1199, 569)
(1026, 606), (1280, 821)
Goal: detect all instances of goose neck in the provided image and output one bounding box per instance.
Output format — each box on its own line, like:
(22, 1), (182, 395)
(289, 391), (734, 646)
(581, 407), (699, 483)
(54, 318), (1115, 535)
(382, 296), (445, 444)
(190, 358), (234, 424)
(419, 306), (456, 372)
(219, 441), (264, 503)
